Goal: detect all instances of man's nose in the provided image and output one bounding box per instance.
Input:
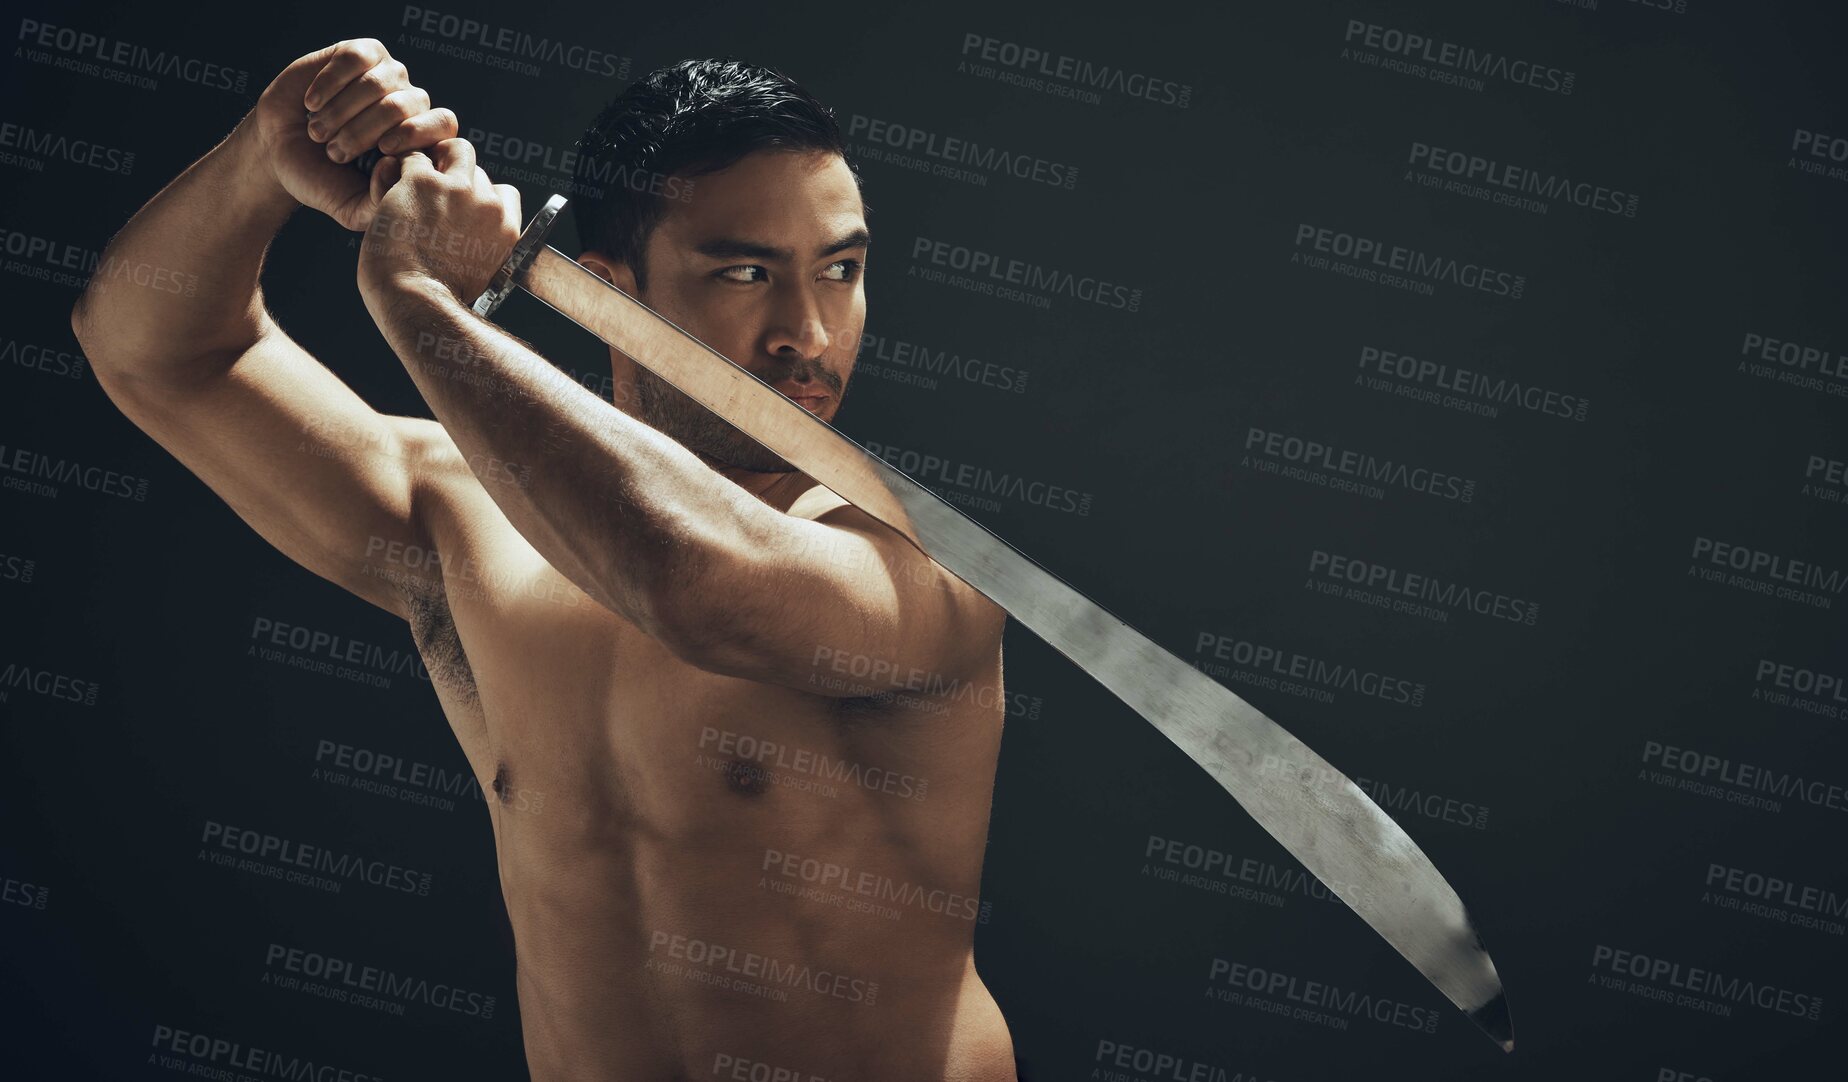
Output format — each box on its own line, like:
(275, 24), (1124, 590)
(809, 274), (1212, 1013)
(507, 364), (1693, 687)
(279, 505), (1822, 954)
(765, 280), (832, 360)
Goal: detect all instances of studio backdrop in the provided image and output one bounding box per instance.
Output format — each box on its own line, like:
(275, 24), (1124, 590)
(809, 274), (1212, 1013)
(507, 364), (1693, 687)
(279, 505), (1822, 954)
(2, 1), (1844, 1079)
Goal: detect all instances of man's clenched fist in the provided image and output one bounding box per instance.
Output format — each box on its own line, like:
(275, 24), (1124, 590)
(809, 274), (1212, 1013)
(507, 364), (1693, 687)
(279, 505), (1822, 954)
(241, 38), (457, 231)
(358, 138), (522, 313)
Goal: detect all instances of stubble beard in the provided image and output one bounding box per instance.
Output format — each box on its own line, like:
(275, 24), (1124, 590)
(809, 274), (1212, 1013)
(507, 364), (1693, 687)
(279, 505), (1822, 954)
(631, 351), (850, 473)
(634, 364), (797, 472)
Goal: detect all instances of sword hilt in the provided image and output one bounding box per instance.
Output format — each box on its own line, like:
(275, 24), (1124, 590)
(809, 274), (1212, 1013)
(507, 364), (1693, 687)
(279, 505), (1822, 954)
(471, 193), (569, 318)
(333, 119), (567, 319)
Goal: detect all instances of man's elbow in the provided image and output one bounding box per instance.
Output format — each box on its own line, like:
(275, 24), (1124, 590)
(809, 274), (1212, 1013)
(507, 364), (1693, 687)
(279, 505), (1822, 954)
(69, 291), (100, 361)
(639, 557), (780, 679)
(69, 286), (139, 383)
(647, 596), (759, 677)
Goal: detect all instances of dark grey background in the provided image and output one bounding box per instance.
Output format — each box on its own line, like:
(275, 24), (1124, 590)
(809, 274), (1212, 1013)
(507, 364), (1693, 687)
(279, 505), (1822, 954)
(2, 1), (1844, 1079)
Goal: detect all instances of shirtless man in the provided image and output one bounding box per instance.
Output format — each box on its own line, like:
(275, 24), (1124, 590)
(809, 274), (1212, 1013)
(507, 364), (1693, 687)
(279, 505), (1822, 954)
(73, 39), (1017, 1082)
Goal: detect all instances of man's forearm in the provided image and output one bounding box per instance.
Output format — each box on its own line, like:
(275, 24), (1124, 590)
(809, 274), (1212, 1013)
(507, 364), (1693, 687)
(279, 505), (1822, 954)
(374, 278), (775, 638)
(72, 119), (297, 377)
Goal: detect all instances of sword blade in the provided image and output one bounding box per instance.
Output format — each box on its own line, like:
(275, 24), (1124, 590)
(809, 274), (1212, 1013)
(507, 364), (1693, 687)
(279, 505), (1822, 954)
(482, 210), (1512, 1050)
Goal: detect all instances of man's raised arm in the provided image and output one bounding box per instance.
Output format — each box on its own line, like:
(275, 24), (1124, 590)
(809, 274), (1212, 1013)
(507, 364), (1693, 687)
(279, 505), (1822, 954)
(354, 141), (1004, 695)
(71, 39), (466, 618)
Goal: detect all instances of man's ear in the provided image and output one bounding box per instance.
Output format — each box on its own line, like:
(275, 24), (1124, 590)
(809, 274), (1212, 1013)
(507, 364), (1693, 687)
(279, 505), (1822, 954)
(577, 251), (637, 295)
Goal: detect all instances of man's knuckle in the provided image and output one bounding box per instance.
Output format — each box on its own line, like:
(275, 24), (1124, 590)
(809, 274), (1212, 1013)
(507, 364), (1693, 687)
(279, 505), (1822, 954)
(385, 88), (424, 115)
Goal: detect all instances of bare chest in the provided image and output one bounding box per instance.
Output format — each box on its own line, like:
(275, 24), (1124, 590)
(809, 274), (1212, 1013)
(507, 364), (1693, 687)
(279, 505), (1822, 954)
(403, 569), (928, 833)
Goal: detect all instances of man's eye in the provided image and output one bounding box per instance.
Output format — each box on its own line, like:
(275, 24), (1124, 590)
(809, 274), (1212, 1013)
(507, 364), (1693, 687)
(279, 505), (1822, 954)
(821, 259), (863, 282)
(717, 265), (767, 283)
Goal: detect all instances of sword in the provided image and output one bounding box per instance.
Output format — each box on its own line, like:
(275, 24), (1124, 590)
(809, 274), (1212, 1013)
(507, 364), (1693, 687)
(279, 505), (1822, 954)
(470, 194), (1514, 1051)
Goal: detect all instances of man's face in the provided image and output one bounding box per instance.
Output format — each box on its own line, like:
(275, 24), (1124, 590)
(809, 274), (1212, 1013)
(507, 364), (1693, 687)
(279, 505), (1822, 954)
(614, 148), (867, 472)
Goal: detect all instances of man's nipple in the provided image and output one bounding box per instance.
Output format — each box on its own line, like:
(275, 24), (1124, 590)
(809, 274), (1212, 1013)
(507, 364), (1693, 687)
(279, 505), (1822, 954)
(721, 757), (770, 797)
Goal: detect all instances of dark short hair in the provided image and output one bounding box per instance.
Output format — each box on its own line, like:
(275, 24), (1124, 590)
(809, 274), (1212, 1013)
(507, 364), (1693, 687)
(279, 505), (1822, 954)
(572, 58), (858, 290)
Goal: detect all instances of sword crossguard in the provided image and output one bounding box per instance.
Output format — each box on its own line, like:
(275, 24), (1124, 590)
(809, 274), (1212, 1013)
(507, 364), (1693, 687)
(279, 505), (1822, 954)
(473, 193), (570, 319)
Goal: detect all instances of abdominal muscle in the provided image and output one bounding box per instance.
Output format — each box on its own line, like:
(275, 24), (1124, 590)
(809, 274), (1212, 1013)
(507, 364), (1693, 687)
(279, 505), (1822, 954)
(442, 603), (1016, 1082)
(499, 834), (1016, 1082)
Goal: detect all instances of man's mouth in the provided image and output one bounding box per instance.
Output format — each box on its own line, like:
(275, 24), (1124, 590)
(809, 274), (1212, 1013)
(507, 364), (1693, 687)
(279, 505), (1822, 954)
(775, 385), (830, 413)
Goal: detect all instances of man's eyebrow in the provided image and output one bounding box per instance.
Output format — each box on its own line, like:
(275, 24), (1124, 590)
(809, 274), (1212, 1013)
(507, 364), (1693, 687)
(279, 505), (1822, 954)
(819, 227), (871, 257)
(694, 237), (788, 261)
(693, 228), (871, 262)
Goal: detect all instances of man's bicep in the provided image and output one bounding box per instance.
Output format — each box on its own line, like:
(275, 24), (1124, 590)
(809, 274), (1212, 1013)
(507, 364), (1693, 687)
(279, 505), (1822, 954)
(685, 508), (1004, 697)
(95, 327), (444, 617)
